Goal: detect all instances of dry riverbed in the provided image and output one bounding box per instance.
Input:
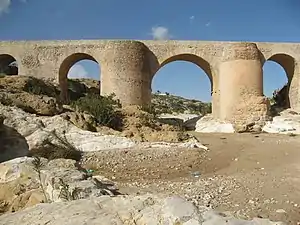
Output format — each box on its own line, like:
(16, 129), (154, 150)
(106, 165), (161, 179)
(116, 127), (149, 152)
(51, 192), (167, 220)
(81, 133), (300, 224)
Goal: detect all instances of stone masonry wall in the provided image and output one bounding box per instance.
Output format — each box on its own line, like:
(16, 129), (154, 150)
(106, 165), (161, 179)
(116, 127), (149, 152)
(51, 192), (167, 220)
(218, 43), (271, 130)
(1, 40), (300, 126)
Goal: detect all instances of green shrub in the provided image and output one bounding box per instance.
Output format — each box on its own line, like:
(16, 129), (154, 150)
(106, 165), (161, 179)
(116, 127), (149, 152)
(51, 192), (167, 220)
(142, 103), (158, 117)
(70, 93), (123, 130)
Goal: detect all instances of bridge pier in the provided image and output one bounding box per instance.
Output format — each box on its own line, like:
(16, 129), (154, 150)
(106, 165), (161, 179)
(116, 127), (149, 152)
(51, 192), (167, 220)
(289, 64), (300, 112)
(101, 41), (153, 106)
(211, 72), (220, 119)
(218, 43), (270, 127)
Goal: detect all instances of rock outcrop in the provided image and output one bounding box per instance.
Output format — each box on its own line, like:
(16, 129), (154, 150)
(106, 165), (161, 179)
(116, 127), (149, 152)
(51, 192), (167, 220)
(0, 76), (62, 116)
(0, 114), (29, 163)
(0, 193), (284, 225)
(262, 109), (300, 134)
(0, 103), (207, 160)
(0, 157), (119, 214)
(195, 114), (235, 133)
(0, 103), (136, 153)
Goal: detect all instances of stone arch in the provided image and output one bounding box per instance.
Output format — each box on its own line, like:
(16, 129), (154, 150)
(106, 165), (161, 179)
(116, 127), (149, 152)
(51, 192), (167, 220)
(262, 53), (295, 109)
(151, 53), (214, 114)
(58, 53), (100, 103)
(157, 54), (212, 81)
(0, 54), (18, 75)
(152, 53), (213, 91)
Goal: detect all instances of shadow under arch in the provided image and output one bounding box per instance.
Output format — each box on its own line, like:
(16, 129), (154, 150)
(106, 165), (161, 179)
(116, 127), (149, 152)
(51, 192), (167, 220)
(58, 53), (99, 103)
(151, 53), (213, 96)
(0, 54), (18, 75)
(262, 53), (295, 108)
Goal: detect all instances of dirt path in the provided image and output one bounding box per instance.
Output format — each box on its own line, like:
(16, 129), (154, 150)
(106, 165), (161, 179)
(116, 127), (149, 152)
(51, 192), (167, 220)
(82, 133), (300, 224)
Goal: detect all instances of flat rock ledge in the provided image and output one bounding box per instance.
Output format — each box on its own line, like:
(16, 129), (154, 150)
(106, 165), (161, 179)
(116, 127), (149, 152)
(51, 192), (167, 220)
(0, 194), (284, 225)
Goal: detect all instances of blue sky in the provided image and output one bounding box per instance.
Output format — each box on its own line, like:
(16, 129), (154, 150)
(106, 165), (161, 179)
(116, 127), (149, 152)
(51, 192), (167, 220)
(1, 0), (299, 102)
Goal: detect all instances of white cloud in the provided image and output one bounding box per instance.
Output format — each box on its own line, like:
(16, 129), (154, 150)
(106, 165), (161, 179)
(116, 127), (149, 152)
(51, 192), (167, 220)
(189, 16), (195, 22)
(68, 64), (91, 79)
(0, 0), (11, 15)
(150, 26), (172, 40)
(205, 22), (211, 27)
(0, 0), (27, 16)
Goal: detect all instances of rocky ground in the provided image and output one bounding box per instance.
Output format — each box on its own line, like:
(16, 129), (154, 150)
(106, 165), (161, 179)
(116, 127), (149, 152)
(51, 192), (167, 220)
(0, 75), (299, 224)
(81, 133), (300, 224)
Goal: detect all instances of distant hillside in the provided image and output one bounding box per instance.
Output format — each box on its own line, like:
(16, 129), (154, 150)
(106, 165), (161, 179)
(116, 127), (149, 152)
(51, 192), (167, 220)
(151, 93), (212, 115)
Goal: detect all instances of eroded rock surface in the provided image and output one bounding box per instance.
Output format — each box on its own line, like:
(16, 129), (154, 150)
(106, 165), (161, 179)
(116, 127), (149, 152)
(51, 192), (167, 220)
(0, 104), (136, 152)
(195, 114), (235, 133)
(0, 194), (284, 225)
(0, 104), (207, 158)
(0, 157), (118, 214)
(263, 109), (300, 134)
(0, 76), (62, 116)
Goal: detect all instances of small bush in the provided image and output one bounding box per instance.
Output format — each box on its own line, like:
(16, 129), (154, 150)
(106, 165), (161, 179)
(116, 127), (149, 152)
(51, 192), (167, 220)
(31, 156), (49, 202)
(28, 131), (82, 161)
(70, 93), (123, 130)
(141, 103), (158, 117)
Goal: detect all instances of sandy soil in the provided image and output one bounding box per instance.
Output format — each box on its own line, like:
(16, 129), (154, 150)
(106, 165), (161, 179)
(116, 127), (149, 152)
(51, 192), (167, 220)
(81, 133), (300, 224)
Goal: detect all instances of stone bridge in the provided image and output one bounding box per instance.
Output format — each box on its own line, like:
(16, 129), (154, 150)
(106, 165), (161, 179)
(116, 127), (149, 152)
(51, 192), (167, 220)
(0, 39), (300, 126)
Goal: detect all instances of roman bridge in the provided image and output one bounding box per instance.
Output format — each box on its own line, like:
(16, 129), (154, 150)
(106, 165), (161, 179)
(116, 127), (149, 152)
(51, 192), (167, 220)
(0, 39), (300, 126)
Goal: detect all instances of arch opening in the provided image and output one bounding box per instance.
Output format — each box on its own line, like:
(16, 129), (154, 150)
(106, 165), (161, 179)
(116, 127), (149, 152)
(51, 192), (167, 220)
(59, 53), (101, 103)
(0, 54), (18, 76)
(262, 53), (295, 114)
(151, 54), (212, 116)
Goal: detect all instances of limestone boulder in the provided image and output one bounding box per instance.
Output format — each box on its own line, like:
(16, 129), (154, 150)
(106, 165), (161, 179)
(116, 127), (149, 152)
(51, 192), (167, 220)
(262, 109), (300, 134)
(0, 194), (285, 225)
(0, 157), (119, 214)
(195, 114), (235, 133)
(0, 102), (208, 165)
(0, 103), (136, 153)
